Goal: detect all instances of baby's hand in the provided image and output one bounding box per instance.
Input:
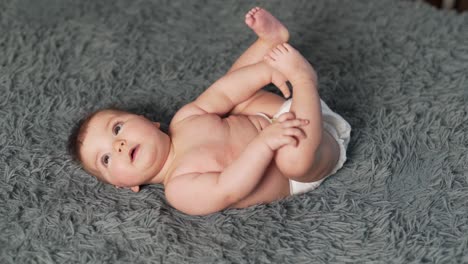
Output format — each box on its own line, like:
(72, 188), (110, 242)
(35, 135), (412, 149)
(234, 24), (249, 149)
(258, 112), (309, 151)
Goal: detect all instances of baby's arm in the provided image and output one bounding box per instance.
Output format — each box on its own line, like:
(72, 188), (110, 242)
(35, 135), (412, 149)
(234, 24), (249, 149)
(172, 62), (288, 123)
(165, 116), (308, 215)
(195, 62), (289, 115)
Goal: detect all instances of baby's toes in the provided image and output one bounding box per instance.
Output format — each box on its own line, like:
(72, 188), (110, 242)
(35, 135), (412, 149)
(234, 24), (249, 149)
(282, 43), (293, 51)
(268, 48), (281, 57)
(284, 43), (301, 57)
(271, 45), (286, 55)
(264, 54), (276, 64)
(276, 43), (288, 53)
(266, 49), (279, 60)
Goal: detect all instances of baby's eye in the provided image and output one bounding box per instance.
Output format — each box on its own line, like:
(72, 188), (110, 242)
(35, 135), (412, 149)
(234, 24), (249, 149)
(113, 122), (123, 135)
(101, 154), (110, 167)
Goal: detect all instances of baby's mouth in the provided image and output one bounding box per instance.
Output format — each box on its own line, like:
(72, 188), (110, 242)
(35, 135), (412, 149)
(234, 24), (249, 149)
(130, 145), (139, 162)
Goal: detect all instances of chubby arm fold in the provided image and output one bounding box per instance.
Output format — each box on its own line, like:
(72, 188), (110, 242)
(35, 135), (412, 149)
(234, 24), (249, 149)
(171, 62), (289, 124)
(165, 137), (274, 216)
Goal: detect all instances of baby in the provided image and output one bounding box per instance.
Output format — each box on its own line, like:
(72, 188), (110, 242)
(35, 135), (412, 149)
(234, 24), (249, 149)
(69, 7), (351, 215)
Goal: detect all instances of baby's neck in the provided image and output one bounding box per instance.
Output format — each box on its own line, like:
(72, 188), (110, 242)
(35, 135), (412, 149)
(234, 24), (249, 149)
(149, 140), (176, 185)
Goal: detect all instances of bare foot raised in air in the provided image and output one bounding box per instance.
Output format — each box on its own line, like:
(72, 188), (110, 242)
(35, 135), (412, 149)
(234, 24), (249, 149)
(245, 7), (289, 46)
(264, 43), (318, 85)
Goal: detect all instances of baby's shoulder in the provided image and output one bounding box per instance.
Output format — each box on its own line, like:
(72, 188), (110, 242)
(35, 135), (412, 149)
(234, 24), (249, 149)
(170, 102), (210, 126)
(170, 108), (225, 135)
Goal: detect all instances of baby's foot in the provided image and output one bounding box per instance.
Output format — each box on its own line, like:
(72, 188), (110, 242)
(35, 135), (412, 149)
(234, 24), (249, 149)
(264, 43), (318, 85)
(245, 7), (289, 46)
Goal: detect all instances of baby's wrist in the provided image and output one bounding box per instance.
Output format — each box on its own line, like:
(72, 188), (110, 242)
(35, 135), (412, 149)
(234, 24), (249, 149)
(254, 136), (276, 154)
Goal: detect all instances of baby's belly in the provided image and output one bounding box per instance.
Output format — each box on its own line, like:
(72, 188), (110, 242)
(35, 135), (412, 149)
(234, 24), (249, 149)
(223, 115), (291, 208)
(223, 114), (270, 152)
(175, 114), (291, 208)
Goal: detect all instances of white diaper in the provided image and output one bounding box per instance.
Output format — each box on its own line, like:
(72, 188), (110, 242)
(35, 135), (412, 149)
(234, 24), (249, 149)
(259, 99), (351, 195)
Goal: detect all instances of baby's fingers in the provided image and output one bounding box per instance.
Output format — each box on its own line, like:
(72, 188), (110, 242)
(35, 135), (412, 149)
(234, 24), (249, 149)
(279, 134), (298, 147)
(265, 134), (297, 150)
(283, 127), (307, 140)
(281, 119), (309, 128)
(276, 112), (296, 122)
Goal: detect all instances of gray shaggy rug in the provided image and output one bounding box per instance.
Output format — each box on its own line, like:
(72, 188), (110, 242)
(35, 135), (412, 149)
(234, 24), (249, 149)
(0, 0), (467, 263)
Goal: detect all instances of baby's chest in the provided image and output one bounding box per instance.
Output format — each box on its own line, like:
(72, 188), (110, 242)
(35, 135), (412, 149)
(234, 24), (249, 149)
(170, 114), (261, 174)
(171, 143), (233, 177)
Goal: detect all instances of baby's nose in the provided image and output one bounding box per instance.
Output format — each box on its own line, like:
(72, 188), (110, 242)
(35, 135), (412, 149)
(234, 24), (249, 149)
(113, 139), (127, 153)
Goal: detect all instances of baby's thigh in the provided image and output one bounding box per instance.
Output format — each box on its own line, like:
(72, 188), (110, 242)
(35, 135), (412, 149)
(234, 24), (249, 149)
(230, 90), (285, 117)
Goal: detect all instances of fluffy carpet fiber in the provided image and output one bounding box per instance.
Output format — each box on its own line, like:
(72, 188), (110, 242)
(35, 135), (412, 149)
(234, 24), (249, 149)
(0, 0), (467, 263)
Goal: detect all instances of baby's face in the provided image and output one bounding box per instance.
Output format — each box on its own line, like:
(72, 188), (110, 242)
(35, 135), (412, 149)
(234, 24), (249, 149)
(80, 110), (169, 188)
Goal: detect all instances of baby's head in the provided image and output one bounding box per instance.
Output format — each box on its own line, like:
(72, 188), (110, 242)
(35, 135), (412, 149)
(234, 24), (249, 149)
(69, 109), (171, 192)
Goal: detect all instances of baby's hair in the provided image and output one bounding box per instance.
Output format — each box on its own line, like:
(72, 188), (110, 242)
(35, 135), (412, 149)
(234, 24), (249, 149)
(68, 107), (124, 183)
(68, 111), (98, 164)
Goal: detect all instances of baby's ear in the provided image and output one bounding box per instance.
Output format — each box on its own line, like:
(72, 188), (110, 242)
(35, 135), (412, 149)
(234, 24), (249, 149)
(130, 186), (140, 193)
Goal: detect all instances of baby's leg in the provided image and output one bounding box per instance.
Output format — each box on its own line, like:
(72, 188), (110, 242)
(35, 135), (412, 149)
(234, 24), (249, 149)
(229, 7), (289, 115)
(228, 7), (289, 73)
(265, 44), (339, 183)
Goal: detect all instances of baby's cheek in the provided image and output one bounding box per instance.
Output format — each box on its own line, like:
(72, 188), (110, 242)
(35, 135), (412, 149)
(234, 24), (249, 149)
(110, 164), (137, 185)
